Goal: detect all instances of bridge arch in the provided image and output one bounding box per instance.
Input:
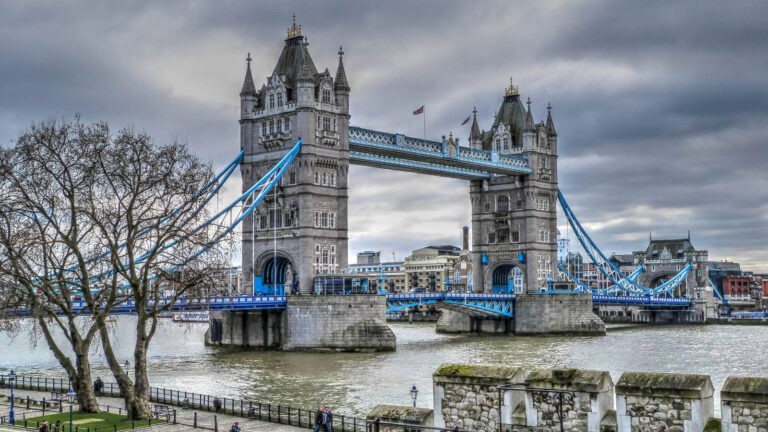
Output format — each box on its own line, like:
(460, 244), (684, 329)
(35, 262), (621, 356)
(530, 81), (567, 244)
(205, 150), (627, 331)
(488, 262), (525, 294)
(640, 270), (687, 296)
(254, 250), (296, 295)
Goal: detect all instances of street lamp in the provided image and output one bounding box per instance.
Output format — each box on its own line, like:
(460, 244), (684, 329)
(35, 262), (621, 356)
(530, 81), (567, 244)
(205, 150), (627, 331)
(410, 385), (418, 407)
(9, 369), (16, 425)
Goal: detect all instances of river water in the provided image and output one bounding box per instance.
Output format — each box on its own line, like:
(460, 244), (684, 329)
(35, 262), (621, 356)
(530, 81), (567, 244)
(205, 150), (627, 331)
(2, 319), (767, 417)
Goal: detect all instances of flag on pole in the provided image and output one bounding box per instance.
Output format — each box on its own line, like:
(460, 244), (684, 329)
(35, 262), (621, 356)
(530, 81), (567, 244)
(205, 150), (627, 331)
(461, 115), (471, 125)
(413, 105), (424, 115)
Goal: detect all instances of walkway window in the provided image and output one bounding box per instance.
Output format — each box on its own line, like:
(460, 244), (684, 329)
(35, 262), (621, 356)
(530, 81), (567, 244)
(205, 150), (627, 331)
(497, 195), (509, 212)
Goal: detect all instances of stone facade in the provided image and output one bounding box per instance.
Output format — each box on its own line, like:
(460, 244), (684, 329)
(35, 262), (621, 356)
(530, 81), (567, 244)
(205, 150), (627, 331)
(615, 371), (714, 432)
(366, 404), (434, 432)
(205, 309), (282, 348)
(470, 83), (559, 294)
(240, 21), (350, 295)
(514, 293), (606, 335)
(282, 294), (395, 351)
(433, 363), (525, 432)
(720, 376), (768, 431)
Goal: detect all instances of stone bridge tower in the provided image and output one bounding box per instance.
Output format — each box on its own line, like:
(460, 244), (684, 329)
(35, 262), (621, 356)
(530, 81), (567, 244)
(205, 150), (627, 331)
(239, 17), (350, 294)
(469, 81), (559, 294)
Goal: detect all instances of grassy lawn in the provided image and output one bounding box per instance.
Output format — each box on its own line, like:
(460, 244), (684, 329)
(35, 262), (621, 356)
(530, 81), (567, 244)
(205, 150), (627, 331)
(13, 412), (164, 431)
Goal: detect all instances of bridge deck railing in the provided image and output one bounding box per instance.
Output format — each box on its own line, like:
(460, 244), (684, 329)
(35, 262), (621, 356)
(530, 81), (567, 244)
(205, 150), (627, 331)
(1, 373), (366, 432)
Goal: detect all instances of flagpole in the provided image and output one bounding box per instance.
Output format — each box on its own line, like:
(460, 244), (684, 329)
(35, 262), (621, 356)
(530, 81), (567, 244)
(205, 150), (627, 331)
(423, 106), (426, 141)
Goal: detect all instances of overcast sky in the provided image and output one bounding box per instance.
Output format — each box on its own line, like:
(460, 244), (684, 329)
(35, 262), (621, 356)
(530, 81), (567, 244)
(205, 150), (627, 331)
(1, 1), (767, 272)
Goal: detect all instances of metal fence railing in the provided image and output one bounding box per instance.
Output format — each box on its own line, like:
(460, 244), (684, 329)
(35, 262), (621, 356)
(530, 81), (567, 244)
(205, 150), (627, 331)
(1, 373), (367, 432)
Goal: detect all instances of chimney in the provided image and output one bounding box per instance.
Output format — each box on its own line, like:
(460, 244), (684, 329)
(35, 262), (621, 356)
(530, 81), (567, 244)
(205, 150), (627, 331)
(462, 226), (470, 251)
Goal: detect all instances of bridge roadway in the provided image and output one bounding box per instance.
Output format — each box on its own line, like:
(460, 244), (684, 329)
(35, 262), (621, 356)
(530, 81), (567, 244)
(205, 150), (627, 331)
(18, 293), (691, 317)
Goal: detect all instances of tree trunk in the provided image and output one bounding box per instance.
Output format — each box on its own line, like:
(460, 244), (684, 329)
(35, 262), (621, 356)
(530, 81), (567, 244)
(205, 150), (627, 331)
(72, 337), (100, 413)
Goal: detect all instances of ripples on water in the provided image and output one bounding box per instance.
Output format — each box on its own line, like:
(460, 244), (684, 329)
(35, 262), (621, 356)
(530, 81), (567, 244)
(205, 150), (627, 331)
(2, 319), (767, 416)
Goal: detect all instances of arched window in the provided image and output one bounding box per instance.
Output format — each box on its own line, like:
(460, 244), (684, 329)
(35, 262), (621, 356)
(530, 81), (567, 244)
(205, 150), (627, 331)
(495, 139), (500, 151)
(497, 195), (509, 212)
(503, 138), (509, 150)
(269, 94), (275, 109)
(269, 121), (274, 134)
(277, 93), (283, 107)
(277, 119), (282, 132)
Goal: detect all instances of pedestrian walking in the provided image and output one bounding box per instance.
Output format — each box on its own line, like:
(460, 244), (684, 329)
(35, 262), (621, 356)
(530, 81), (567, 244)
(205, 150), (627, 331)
(213, 397), (222, 413)
(315, 407), (332, 432)
(53, 420), (61, 432)
(93, 377), (104, 396)
(39, 421), (49, 432)
(229, 422), (241, 432)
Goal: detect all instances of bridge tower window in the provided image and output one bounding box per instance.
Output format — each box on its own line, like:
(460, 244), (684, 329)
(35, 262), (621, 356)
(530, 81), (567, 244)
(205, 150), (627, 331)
(322, 89), (331, 103)
(503, 138), (509, 150)
(277, 92), (283, 107)
(269, 94), (275, 109)
(497, 195), (509, 212)
(277, 119), (282, 132)
(285, 117), (290, 130)
(511, 230), (520, 243)
(269, 121), (274, 134)
(262, 123), (267, 136)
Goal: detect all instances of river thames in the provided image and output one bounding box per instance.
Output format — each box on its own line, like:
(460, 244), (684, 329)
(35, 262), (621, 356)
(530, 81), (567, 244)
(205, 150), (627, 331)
(2, 319), (767, 416)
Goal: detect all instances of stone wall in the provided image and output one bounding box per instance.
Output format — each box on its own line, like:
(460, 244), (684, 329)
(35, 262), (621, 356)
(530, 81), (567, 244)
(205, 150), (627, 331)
(720, 376), (768, 431)
(366, 404), (434, 432)
(433, 363), (525, 432)
(435, 308), (512, 334)
(514, 293), (606, 335)
(205, 309), (283, 348)
(615, 371), (714, 432)
(429, 363), (768, 432)
(282, 294), (395, 351)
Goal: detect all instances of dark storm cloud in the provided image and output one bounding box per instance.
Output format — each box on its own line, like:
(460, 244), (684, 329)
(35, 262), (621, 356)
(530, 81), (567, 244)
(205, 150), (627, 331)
(1, 1), (766, 270)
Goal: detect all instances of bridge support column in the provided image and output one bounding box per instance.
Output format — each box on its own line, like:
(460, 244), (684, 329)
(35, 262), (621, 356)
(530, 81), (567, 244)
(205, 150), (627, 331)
(514, 293), (606, 335)
(205, 310), (283, 348)
(282, 295), (396, 352)
(436, 309), (512, 334)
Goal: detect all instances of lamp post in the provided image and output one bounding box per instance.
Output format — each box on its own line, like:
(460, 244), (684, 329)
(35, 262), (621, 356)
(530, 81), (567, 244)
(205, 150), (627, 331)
(410, 385), (418, 407)
(9, 370), (16, 425)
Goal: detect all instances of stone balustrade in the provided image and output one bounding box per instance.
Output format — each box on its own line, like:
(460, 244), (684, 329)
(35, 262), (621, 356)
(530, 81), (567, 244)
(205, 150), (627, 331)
(425, 363), (768, 432)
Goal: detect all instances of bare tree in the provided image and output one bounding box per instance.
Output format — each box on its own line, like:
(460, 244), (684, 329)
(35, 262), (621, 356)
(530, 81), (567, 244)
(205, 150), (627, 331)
(0, 119), (113, 412)
(0, 118), (230, 419)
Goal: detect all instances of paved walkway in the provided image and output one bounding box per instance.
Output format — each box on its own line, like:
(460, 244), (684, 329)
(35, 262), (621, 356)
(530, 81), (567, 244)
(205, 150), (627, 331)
(0, 388), (306, 432)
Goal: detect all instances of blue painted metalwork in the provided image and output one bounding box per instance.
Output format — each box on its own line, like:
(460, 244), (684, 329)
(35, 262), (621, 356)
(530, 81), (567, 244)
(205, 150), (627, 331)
(558, 264), (644, 294)
(558, 188), (691, 296)
(349, 151), (490, 179)
(385, 293), (516, 317)
(349, 126), (531, 177)
(591, 295), (691, 307)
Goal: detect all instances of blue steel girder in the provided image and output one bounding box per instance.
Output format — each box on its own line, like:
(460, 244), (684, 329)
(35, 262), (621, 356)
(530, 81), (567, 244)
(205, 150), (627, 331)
(591, 294), (691, 307)
(349, 126), (532, 178)
(385, 293), (516, 317)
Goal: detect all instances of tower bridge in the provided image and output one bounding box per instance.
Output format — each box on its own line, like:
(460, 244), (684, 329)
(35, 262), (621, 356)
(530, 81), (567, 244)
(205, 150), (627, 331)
(210, 18), (713, 349)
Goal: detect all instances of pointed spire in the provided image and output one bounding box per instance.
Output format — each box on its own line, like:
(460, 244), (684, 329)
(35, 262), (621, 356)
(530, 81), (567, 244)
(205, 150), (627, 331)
(470, 106), (481, 140)
(297, 55), (315, 83)
(334, 46), (350, 91)
(240, 52), (257, 97)
(524, 97), (535, 130)
(546, 102), (557, 136)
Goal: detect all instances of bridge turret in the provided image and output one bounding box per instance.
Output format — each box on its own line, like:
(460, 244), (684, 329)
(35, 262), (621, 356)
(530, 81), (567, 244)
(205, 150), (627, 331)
(240, 53), (258, 154)
(546, 103), (558, 154)
(468, 107), (482, 149)
(522, 97), (535, 150)
(334, 46), (350, 114)
(296, 57), (316, 106)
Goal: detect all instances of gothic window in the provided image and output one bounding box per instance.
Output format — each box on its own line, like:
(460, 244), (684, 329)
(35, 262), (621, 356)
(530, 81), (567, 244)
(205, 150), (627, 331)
(495, 139), (500, 151)
(259, 215), (267, 230)
(269, 121), (274, 134)
(330, 245), (336, 254)
(538, 229), (550, 242)
(321, 212), (329, 227)
(277, 119), (282, 132)
(314, 171), (320, 184)
(536, 198), (549, 211)
(322, 89), (331, 103)
(516, 200), (523, 210)
(488, 233), (496, 244)
(497, 195), (509, 212)
(497, 228), (509, 243)
(503, 138), (509, 150)
(329, 171), (336, 186)
(261, 123), (267, 136)
(317, 116), (322, 130)
(269, 94), (275, 109)
(329, 213), (336, 228)
(321, 172), (327, 185)
(323, 117), (331, 131)
(285, 117), (290, 130)
(289, 170), (296, 185)
(314, 211), (320, 227)
(332, 118), (336, 131)
(512, 230), (520, 243)
(315, 244), (321, 254)
(277, 93), (283, 107)
(284, 212), (292, 227)
(322, 249), (329, 264)
(484, 202), (490, 212)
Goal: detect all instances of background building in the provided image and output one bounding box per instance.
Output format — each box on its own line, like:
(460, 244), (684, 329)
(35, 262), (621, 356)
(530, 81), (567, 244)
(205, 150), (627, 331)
(357, 250), (381, 265)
